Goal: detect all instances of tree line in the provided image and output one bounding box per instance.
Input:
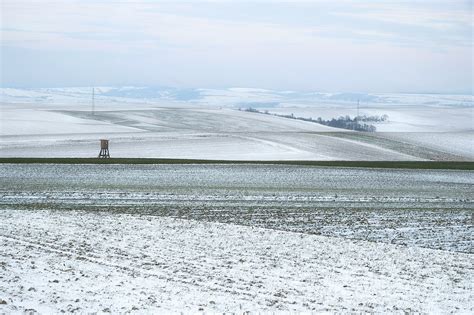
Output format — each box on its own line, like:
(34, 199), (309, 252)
(239, 107), (387, 132)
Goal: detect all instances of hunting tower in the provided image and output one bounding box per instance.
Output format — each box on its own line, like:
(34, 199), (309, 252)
(98, 139), (110, 158)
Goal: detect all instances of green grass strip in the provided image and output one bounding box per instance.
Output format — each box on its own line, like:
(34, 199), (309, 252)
(0, 158), (473, 170)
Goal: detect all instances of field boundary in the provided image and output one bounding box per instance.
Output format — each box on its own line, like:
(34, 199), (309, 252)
(0, 158), (473, 170)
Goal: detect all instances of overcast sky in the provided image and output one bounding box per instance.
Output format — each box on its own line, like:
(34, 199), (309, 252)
(1, 0), (472, 93)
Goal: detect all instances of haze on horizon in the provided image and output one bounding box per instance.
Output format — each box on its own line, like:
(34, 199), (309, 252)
(1, 0), (472, 94)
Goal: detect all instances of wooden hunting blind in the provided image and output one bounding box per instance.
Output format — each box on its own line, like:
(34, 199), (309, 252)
(98, 139), (110, 158)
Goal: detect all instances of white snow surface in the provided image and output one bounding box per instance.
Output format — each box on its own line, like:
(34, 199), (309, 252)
(1, 103), (420, 161)
(1, 87), (473, 160)
(1, 209), (472, 313)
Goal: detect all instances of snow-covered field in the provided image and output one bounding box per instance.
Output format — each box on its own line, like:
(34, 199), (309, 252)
(1, 210), (473, 313)
(1, 87), (473, 312)
(1, 87), (472, 160)
(2, 163), (472, 252)
(1, 164), (473, 313)
(265, 103), (473, 133)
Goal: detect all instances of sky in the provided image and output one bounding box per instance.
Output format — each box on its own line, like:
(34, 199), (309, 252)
(1, 0), (472, 93)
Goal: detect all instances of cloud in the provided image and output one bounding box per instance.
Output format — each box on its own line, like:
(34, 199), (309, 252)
(2, 0), (471, 51)
(1, 0), (472, 92)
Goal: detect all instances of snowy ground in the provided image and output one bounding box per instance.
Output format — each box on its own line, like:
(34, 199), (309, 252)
(2, 164), (472, 253)
(1, 164), (473, 312)
(1, 87), (473, 312)
(265, 103), (473, 133)
(1, 210), (473, 313)
(0, 104), (426, 161)
(1, 87), (472, 160)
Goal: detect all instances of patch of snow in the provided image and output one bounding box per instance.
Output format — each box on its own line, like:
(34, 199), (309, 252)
(1, 210), (472, 313)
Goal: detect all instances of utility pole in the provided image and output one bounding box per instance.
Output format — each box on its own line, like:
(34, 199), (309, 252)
(92, 87), (95, 115)
(357, 99), (360, 119)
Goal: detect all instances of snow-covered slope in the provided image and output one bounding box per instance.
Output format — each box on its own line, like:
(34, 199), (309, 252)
(1, 87), (472, 160)
(0, 105), (424, 160)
